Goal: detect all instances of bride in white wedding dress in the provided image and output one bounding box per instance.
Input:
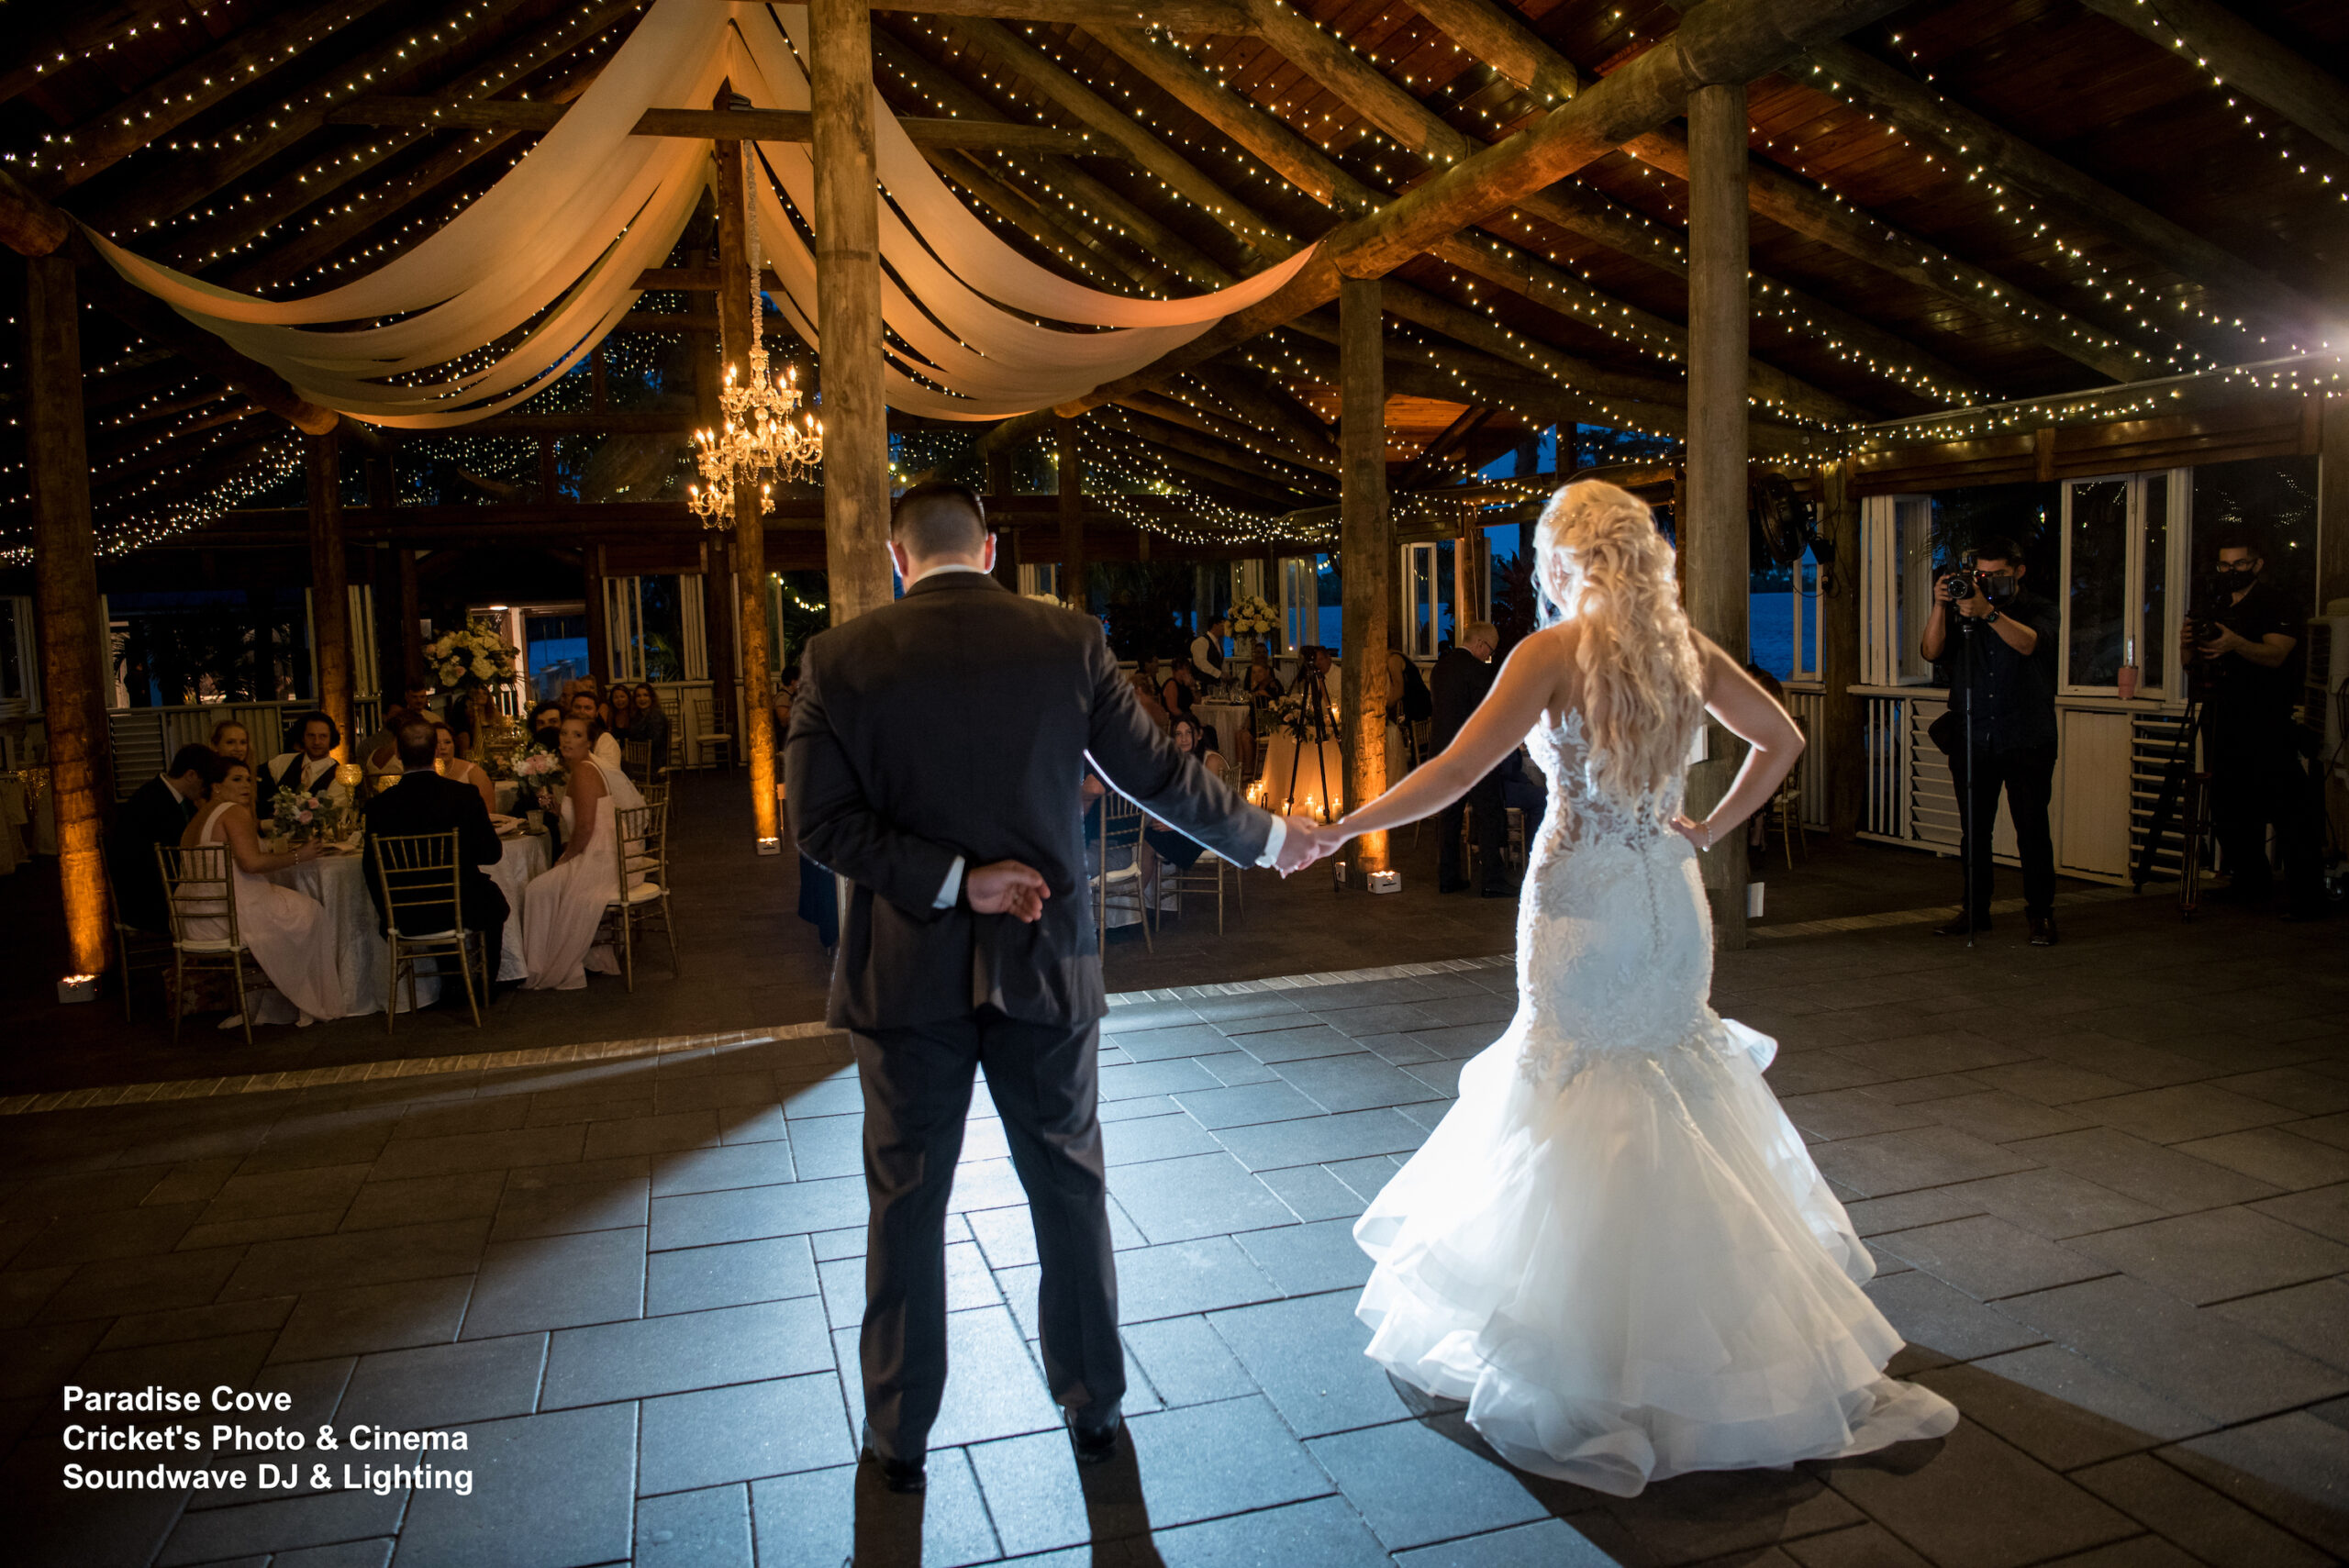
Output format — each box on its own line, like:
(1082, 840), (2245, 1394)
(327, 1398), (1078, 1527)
(1305, 481), (1955, 1496)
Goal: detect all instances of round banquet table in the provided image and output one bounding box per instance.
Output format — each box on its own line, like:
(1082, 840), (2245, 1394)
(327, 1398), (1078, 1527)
(1257, 734), (1346, 819)
(1192, 700), (1252, 755)
(278, 830), (550, 1016)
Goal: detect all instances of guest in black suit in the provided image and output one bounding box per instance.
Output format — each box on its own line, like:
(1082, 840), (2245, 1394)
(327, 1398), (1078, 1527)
(785, 483), (1319, 1492)
(262, 711), (350, 810)
(107, 743), (215, 932)
(361, 719), (509, 990)
(1431, 620), (1507, 894)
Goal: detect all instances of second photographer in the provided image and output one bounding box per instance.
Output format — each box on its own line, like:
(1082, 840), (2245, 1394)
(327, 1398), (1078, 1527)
(1922, 536), (2062, 944)
(2181, 531), (2322, 920)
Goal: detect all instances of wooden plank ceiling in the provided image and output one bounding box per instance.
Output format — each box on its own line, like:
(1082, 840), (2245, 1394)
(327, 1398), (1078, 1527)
(1, 0), (2345, 560)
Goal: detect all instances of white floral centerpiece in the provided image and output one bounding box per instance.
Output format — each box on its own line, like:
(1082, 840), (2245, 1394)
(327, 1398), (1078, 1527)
(271, 784), (338, 845)
(1228, 594), (1279, 664)
(426, 617), (520, 760)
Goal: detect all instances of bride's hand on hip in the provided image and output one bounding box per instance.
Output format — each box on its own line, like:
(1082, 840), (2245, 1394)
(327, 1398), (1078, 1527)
(1668, 814), (1712, 851)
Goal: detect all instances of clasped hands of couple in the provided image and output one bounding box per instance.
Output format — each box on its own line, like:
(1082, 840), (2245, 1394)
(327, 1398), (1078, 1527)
(964, 801), (1727, 920)
(962, 810), (1332, 921)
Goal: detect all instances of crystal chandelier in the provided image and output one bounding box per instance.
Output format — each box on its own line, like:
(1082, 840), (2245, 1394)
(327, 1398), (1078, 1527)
(688, 207), (821, 530)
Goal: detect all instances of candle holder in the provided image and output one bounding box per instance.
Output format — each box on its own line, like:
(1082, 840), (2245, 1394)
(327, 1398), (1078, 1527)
(57, 973), (98, 1005)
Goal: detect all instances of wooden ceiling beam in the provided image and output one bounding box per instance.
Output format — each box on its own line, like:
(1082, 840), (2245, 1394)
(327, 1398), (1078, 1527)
(1182, 361), (1339, 463)
(1381, 277), (1696, 409)
(941, 15), (1296, 260)
(36, 0), (402, 195)
(1620, 126), (2151, 382)
(2074, 0), (2349, 163)
(876, 0), (1256, 31)
(1103, 402), (1337, 495)
(1115, 384), (1340, 476)
(155, 0), (646, 268)
(1084, 20), (1898, 419)
(1395, 402), (1494, 490)
(86, 0), (506, 234)
(0, 0), (188, 106)
(1796, 40), (2330, 327)
(1402, 0), (1578, 106)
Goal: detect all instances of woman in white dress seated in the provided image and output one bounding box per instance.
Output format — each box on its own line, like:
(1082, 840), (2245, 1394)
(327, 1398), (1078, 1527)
(1303, 481), (1955, 1496)
(177, 754), (345, 1028)
(520, 715), (645, 989)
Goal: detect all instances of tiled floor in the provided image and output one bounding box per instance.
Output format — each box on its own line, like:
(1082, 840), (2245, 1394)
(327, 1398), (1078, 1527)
(3, 886), (2344, 1566)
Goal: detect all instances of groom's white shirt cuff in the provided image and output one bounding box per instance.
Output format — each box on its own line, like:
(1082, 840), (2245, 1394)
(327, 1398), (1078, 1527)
(937, 817), (1284, 909)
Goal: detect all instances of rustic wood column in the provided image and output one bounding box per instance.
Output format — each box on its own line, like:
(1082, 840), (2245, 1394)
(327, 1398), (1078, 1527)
(306, 431), (353, 761)
(809, 0), (893, 625)
(584, 544), (612, 684)
(1057, 417), (1086, 608)
(26, 253), (110, 978)
(2322, 392), (2349, 615)
(987, 450), (1020, 592)
(396, 549), (426, 690)
(1339, 273), (1391, 862)
(715, 131), (780, 848)
(1454, 515), (1477, 637)
(1683, 81), (1751, 950)
(1816, 458), (1865, 840)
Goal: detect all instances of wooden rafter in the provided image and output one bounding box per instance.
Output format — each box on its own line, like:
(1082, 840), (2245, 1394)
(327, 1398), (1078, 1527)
(38, 0), (403, 195)
(1796, 40), (2328, 327)
(2075, 0), (2349, 162)
(0, 0), (189, 106)
(83, 0), (505, 233)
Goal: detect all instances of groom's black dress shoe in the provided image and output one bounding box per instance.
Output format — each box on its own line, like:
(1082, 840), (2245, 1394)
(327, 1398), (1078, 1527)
(858, 1445), (926, 1494)
(1067, 1414), (1123, 1466)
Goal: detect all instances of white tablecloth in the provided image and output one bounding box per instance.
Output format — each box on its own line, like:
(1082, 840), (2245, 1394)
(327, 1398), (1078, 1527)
(1258, 736), (1345, 818)
(1193, 700), (1252, 751)
(282, 832), (550, 1016)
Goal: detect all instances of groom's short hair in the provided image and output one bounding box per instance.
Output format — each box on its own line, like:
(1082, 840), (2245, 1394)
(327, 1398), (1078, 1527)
(893, 482), (989, 560)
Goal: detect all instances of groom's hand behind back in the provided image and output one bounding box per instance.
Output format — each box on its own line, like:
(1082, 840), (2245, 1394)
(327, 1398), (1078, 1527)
(967, 860), (1049, 921)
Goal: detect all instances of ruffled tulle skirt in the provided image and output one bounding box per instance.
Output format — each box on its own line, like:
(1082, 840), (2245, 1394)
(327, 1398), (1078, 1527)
(1353, 1014), (1956, 1496)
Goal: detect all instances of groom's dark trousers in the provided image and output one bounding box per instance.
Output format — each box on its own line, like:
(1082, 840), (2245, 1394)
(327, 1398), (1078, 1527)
(785, 567), (1273, 1463)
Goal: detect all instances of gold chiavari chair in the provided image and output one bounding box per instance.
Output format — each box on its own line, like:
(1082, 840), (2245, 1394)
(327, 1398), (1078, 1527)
(686, 690), (733, 769)
(1167, 755), (1244, 933)
(1093, 793), (1152, 955)
(370, 828), (486, 1030)
(104, 860), (176, 1022)
(156, 844), (270, 1047)
(620, 738), (656, 784)
(600, 801), (677, 991)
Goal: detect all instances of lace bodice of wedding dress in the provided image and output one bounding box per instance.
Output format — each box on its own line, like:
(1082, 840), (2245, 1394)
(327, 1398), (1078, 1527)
(1513, 711), (1715, 1084)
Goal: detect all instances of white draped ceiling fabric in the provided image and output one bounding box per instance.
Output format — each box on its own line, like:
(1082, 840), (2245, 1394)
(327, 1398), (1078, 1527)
(83, 0), (1315, 427)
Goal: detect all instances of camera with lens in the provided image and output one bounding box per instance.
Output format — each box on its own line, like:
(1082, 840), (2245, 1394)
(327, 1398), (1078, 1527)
(1941, 563), (2016, 606)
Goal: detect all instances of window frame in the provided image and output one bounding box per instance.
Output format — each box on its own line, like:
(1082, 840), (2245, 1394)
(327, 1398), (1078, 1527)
(2056, 469), (2189, 700)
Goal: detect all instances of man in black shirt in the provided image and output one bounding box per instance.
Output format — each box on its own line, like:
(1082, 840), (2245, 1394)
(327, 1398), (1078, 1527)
(2183, 535), (2321, 918)
(1430, 621), (1506, 895)
(1922, 537), (2062, 944)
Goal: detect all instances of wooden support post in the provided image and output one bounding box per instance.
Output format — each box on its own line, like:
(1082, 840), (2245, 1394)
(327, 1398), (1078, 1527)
(1454, 515), (1478, 637)
(584, 544), (612, 684)
(1816, 458), (1865, 840)
(306, 432), (354, 762)
(714, 130), (779, 848)
(396, 548), (425, 690)
(1339, 274), (1391, 866)
(2321, 393), (2349, 617)
(1058, 417), (1086, 609)
(1682, 82), (1751, 951)
(987, 450), (1020, 592)
(26, 252), (111, 979)
(809, 0), (893, 625)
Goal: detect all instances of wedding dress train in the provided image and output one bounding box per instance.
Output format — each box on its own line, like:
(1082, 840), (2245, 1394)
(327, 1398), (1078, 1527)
(1354, 713), (1955, 1496)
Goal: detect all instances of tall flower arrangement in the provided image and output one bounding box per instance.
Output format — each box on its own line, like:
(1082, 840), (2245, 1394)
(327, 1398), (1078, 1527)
(427, 617), (518, 703)
(1227, 595), (1279, 638)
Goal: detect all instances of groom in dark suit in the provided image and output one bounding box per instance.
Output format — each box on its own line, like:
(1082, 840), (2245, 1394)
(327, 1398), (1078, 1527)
(106, 743), (215, 932)
(786, 483), (1317, 1491)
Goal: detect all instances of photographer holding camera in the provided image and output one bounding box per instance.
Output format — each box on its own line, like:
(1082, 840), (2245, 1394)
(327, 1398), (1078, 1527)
(1921, 536), (2062, 944)
(2181, 532), (2321, 920)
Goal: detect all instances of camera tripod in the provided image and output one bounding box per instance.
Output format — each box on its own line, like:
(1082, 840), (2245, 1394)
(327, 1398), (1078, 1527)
(1279, 667), (1339, 825)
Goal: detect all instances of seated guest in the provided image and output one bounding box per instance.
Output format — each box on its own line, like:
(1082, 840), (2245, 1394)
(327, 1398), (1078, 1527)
(358, 706), (416, 784)
(522, 714), (646, 989)
(1138, 717), (1226, 901)
(1159, 661), (1199, 727)
(1242, 653), (1284, 706)
(435, 721), (497, 814)
(568, 690), (623, 768)
(363, 718), (509, 992)
(526, 699), (564, 743)
(108, 743), (213, 932)
(262, 711), (351, 809)
(609, 684), (636, 740)
(1386, 648), (1433, 728)
(1130, 656), (1169, 728)
(179, 754), (343, 1027)
(629, 684), (670, 773)
(209, 720), (252, 766)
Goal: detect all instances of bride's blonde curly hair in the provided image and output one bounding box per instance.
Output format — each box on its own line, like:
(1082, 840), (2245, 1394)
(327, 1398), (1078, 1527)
(1533, 480), (1706, 798)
